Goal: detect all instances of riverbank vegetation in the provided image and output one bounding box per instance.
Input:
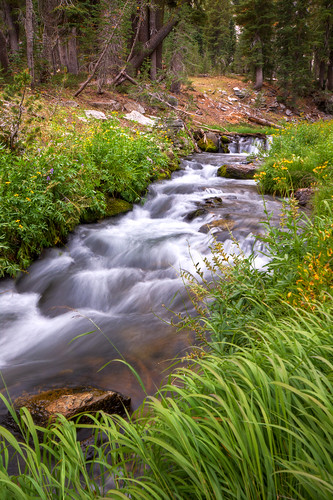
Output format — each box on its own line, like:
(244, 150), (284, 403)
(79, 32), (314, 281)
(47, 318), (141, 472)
(0, 120), (332, 497)
(0, 105), (181, 278)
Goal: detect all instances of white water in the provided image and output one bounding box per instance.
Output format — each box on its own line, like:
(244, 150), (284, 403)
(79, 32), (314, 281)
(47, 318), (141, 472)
(0, 149), (281, 409)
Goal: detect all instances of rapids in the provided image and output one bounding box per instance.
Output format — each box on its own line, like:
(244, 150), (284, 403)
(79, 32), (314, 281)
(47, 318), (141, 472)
(0, 145), (282, 411)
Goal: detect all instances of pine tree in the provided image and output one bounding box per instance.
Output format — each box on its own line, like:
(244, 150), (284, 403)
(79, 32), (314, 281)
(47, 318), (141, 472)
(275, 0), (313, 97)
(203, 0), (236, 74)
(234, 0), (275, 89)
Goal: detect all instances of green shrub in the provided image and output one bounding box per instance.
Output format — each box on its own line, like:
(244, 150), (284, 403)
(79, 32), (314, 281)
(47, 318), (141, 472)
(0, 117), (170, 277)
(256, 120), (333, 195)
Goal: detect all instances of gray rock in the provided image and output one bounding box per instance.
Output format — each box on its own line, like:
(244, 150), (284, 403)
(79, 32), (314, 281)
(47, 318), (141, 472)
(85, 110), (107, 120)
(90, 100), (122, 111)
(285, 109), (293, 116)
(233, 87), (247, 99)
(124, 101), (145, 114)
(124, 111), (155, 126)
(59, 100), (79, 107)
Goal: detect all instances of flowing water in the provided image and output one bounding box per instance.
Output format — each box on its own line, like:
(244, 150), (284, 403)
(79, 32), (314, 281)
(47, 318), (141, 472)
(0, 144), (282, 412)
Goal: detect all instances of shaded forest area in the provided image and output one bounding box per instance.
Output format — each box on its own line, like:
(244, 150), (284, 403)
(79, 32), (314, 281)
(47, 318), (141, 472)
(0, 0), (332, 101)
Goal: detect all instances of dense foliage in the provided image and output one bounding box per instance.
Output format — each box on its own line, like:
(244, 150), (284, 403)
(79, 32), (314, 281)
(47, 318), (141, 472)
(0, 114), (174, 277)
(0, 121), (332, 498)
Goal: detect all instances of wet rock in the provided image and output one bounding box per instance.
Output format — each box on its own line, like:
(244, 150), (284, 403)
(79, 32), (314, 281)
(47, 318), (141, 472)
(294, 188), (314, 207)
(185, 197), (223, 221)
(199, 218), (235, 234)
(85, 110), (107, 120)
(217, 163), (258, 179)
(12, 386), (131, 426)
(124, 101), (145, 114)
(185, 208), (207, 221)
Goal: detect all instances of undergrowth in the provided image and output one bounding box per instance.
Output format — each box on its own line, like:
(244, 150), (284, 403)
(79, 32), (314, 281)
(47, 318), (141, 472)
(0, 117), (173, 277)
(256, 119), (333, 195)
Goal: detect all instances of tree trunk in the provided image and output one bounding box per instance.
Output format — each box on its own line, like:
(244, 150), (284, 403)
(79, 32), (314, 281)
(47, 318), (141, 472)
(170, 50), (182, 93)
(155, 3), (164, 72)
(149, 7), (157, 80)
(127, 12), (179, 76)
(319, 60), (326, 89)
(67, 27), (79, 74)
(2, 0), (19, 54)
(57, 35), (69, 69)
(25, 0), (35, 84)
(0, 29), (9, 72)
(327, 50), (333, 91)
(254, 65), (263, 90)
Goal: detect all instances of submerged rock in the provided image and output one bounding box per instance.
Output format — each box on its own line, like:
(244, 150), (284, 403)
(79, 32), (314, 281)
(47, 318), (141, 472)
(199, 218), (235, 234)
(217, 163), (258, 179)
(13, 386), (131, 426)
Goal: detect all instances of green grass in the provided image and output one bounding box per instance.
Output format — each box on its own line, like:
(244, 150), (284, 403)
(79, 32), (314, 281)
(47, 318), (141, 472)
(256, 119), (333, 195)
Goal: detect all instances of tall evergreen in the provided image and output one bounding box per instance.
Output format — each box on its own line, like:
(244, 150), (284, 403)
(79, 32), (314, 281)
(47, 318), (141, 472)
(275, 0), (313, 97)
(203, 0), (236, 74)
(234, 0), (275, 89)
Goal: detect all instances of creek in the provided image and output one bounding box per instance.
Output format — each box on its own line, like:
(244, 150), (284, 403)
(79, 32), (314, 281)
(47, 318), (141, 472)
(0, 138), (282, 412)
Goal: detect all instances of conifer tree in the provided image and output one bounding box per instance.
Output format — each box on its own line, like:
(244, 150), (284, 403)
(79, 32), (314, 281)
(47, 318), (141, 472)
(234, 0), (274, 89)
(275, 0), (313, 97)
(203, 0), (236, 74)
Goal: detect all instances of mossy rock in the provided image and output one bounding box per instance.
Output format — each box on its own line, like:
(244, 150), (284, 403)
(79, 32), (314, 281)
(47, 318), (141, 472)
(105, 197), (133, 217)
(197, 138), (219, 153)
(217, 165), (227, 177)
(220, 135), (231, 144)
(220, 143), (230, 153)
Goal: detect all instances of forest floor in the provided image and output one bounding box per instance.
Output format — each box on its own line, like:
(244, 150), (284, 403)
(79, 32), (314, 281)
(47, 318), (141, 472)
(51, 73), (329, 132)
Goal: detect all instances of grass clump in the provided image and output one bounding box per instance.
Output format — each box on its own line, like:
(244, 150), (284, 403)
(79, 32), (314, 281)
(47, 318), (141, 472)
(255, 120), (333, 195)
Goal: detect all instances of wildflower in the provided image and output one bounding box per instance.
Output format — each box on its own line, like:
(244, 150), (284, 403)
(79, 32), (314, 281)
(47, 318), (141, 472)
(14, 194), (19, 197)
(15, 219), (20, 223)
(19, 224), (23, 229)
(26, 197), (31, 201)
(50, 168), (54, 174)
(5, 181), (11, 184)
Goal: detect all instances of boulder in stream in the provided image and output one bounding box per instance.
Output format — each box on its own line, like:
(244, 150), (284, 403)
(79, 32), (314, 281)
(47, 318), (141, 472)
(217, 163), (258, 179)
(12, 386), (131, 426)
